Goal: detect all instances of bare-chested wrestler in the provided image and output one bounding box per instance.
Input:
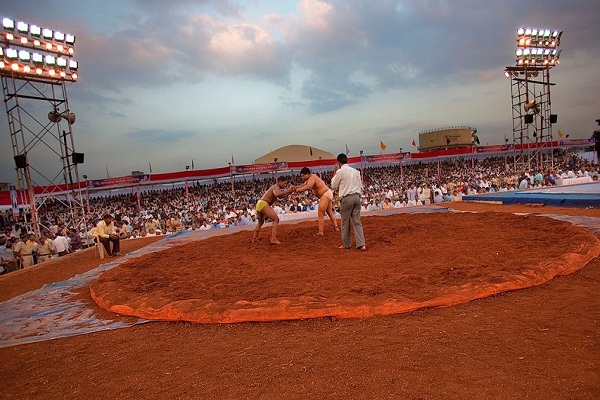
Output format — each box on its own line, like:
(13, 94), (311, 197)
(252, 176), (296, 244)
(296, 167), (340, 235)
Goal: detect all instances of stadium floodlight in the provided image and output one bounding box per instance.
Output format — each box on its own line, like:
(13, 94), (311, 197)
(42, 28), (53, 39)
(516, 27), (562, 49)
(30, 24), (41, 37)
(32, 52), (44, 64)
(6, 48), (18, 60)
(2, 17), (15, 30)
(68, 59), (78, 70)
(45, 54), (56, 65)
(18, 50), (31, 61)
(1, 16), (79, 82)
(17, 21), (28, 34)
(56, 57), (67, 69)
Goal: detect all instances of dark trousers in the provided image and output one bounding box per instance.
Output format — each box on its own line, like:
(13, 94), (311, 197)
(99, 236), (120, 255)
(340, 193), (365, 248)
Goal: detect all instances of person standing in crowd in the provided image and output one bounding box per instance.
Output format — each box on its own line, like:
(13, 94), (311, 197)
(68, 228), (82, 252)
(36, 233), (55, 262)
(13, 233), (36, 268)
(0, 234), (17, 274)
(252, 176), (296, 245)
(52, 230), (70, 256)
(295, 167), (339, 236)
(96, 214), (121, 257)
(330, 153), (367, 251)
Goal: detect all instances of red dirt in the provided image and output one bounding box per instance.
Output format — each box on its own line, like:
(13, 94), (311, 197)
(1, 203), (599, 399)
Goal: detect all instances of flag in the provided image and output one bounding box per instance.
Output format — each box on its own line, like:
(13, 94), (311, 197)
(270, 150), (274, 162)
(149, 162), (152, 173)
(309, 146), (313, 156)
(412, 140), (416, 147)
(558, 130), (564, 138)
(231, 154), (235, 165)
(106, 166), (110, 178)
(191, 159), (194, 169)
(446, 137), (451, 145)
(380, 141), (387, 151)
(345, 144), (350, 155)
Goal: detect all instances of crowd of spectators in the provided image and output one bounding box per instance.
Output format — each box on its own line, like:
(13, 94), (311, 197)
(1, 151), (597, 273)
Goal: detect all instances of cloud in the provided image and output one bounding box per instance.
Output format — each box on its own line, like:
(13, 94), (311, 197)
(126, 128), (196, 143)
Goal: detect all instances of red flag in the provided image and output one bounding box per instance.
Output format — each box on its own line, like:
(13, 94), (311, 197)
(231, 154), (235, 165)
(412, 140), (416, 147)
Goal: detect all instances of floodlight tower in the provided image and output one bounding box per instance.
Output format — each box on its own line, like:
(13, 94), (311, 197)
(1, 16), (84, 236)
(504, 27), (562, 173)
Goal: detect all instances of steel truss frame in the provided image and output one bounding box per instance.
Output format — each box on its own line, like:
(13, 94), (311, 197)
(506, 65), (556, 173)
(1, 73), (85, 236)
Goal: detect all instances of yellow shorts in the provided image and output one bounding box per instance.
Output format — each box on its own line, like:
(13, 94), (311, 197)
(256, 199), (269, 213)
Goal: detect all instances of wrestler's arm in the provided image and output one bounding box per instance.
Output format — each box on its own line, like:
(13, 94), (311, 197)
(273, 185), (295, 198)
(295, 176), (315, 192)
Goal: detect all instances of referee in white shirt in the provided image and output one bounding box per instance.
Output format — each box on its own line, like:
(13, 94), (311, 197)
(330, 153), (367, 251)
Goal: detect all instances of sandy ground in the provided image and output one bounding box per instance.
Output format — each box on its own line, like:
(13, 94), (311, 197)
(1, 202), (599, 399)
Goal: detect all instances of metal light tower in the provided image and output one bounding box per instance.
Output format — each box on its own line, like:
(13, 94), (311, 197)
(505, 27), (562, 173)
(1, 16), (84, 236)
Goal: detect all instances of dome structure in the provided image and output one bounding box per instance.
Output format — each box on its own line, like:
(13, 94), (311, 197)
(254, 144), (333, 164)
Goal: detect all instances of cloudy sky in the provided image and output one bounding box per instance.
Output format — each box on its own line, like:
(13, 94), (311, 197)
(1, 0), (599, 183)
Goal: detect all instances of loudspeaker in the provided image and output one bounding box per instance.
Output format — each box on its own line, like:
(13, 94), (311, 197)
(550, 114), (558, 124)
(14, 154), (27, 169)
(72, 152), (85, 164)
(524, 114), (534, 124)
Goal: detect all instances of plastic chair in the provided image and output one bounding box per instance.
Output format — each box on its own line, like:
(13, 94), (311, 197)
(90, 228), (106, 259)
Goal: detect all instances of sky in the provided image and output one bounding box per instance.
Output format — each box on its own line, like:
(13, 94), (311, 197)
(1, 0), (599, 183)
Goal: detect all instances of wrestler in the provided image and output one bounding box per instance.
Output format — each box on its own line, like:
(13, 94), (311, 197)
(296, 167), (340, 235)
(252, 176), (296, 244)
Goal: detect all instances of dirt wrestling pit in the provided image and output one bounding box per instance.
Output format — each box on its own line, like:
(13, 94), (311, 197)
(90, 210), (600, 324)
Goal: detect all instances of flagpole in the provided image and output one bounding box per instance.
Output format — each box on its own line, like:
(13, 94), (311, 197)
(359, 150), (364, 182)
(229, 163), (235, 195)
(399, 148), (403, 183)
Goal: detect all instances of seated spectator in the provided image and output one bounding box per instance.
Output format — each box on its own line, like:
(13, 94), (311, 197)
(116, 221), (130, 239)
(96, 214), (121, 257)
(382, 198), (393, 210)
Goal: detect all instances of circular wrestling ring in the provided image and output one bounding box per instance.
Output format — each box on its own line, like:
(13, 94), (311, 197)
(90, 210), (600, 324)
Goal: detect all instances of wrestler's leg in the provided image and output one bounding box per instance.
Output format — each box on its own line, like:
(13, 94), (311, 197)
(262, 205), (281, 244)
(252, 212), (264, 242)
(316, 199), (327, 235)
(325, 200), (339, 231)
